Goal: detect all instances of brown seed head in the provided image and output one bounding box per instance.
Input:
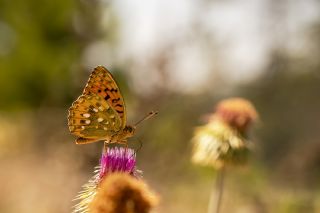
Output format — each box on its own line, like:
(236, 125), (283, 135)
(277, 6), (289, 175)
(89, 173), (158, 213)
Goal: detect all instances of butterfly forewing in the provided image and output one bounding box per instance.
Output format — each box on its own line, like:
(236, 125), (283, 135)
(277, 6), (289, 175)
(82, 66), (126, 128)
(68, 93), (122, 142)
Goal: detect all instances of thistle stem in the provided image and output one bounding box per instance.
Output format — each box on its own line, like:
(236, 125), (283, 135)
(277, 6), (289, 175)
(208, 167), (225, 213)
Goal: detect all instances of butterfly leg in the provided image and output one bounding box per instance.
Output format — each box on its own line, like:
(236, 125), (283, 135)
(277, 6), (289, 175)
(103, 141), (108, 153)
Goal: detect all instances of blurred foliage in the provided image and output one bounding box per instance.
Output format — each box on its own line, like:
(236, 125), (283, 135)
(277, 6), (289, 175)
(0, 0), (73, 109)
(241, 53), (320, 186)
(0, 0), (107, 110)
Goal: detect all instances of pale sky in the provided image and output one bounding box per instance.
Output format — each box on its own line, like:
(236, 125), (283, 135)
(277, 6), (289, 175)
(85, 0), (320, 94)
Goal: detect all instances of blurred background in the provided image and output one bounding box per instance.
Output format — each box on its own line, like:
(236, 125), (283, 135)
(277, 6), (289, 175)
(1, 0), (320, 212)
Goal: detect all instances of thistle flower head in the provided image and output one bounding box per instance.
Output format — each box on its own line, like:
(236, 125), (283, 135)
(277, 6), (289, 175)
(192, 98), (257, 169)
(213, 98), (258, 133)
(99, 147), (138, 179)
(192, 120), (249, 169)
(89, 173), (158, 213)
(73, 147), (140, 213)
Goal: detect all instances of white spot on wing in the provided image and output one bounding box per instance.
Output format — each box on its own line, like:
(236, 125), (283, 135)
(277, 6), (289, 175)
(97, 117), (104, 122)
(93, 108), (98, 112)
(83, 113), (90, 118)
(81, 126), (85, 130)
(85, 120), (91, 124)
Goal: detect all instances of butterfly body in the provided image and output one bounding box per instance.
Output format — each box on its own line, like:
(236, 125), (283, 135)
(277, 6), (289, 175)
(107, 125), (135, 144)
(68, 66), (133, 145)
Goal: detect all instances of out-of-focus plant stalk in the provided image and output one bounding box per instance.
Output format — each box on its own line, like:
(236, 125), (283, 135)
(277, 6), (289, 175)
(208, 167), (225, 213)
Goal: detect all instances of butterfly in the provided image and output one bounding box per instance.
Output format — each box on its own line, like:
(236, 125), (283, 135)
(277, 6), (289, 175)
(68, 66), (155, 145)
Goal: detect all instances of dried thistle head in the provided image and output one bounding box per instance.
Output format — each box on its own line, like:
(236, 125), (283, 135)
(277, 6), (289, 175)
(192, 98), (257, 169)
(192, 120), (249, 169)
(213, 98), (258, 134)
(89, 173), (158, 213)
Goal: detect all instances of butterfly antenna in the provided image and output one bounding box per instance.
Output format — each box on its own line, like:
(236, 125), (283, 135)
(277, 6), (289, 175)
(134, 111), (158, 127)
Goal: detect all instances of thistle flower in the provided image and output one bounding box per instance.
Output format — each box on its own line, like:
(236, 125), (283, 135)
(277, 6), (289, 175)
(192, 120), (249, 169)
(192, 98), (258, 213)
(192, 98), (258, 169)
(89, 173), (158, 213)
(99, 147), (140, 179)
(73, 147), (140, 213)
(213, 98), (258, 134)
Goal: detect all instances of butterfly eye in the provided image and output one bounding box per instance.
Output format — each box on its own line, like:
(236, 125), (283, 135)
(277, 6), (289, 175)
(127, 126), (135, 133)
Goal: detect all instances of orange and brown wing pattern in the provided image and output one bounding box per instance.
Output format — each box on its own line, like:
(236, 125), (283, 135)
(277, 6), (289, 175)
(83, 66), (126, 128)
(68, 93), (122, 144)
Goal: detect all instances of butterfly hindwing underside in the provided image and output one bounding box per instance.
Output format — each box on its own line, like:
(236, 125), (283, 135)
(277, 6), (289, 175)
(68, 66), (127, 144)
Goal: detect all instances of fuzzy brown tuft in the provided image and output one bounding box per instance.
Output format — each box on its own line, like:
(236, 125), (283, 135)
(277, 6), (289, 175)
(89, 173), (158, 213)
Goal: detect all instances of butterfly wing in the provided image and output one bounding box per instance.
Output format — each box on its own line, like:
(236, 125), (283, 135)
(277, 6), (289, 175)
(68, 93), (122, 144)
(82, 66), (126, 128)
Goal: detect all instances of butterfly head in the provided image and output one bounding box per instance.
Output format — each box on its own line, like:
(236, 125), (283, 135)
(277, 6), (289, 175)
(123, 125), (136, 137)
